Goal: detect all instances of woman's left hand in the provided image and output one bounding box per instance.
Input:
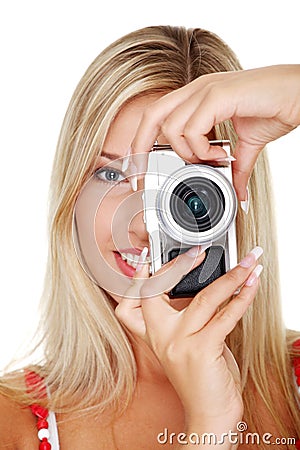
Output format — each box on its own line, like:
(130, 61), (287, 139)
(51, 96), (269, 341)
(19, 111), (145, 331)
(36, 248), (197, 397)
(115, 247), (263, 435)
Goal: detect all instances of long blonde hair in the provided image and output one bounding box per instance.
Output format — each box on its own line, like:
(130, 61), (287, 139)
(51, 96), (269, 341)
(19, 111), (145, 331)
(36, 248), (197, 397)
(1, 26), (299, 446)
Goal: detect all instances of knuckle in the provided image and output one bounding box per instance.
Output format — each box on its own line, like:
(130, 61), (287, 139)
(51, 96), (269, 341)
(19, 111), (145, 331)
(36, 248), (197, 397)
(139, 278), (165, 299)
(114, 304), (123, 319)
(142, 102), (160, 124)
(217, 308), (237, 326)
(161, 119), (176, 140)
(210, 81), (228, 99)
(226, 269), (242, 285)
(193, 292), (210, 308)
(115, 303), (128, 321)
(163, 341), (201, 366)
(232, 165), (249, 178)
(183, 123), (198, 141)
(163, 341), (182, 363)
(140, 283), (153, 299)
(237, 289), (255, 305)
(202, 82), (221, 103)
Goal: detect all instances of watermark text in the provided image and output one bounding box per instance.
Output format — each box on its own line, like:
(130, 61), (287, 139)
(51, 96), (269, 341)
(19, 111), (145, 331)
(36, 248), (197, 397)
(157, 422), (296, 446)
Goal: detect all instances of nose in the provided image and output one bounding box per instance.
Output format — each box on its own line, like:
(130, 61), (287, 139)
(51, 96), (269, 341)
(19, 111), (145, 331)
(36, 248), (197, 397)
(127, 177), (149, 247)
(128, 207), (149, 247)
(110, 188), (149, 251)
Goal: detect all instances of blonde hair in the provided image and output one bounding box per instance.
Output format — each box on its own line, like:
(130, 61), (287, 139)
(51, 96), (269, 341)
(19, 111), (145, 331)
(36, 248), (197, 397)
(1, 26), (299, 446)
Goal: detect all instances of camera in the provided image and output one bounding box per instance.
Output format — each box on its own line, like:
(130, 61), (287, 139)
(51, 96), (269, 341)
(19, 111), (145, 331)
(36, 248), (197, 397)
(142, 141), (237, 298)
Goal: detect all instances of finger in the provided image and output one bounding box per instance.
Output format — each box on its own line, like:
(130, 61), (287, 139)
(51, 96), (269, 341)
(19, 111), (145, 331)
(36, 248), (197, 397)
(115, 299), (147, 338)
(131, 73), (230, 165)
(140, 246), (207, 300)
(204, 264), (262, 342)
(159, 93), (209, 161)
(116, 246), (206, 337)
(115, 262), (150, 338)
(160, 98), (228, 161)
(180, 104), (230, 160)
(176, 81), (237, 155)
(139, 247), (207, 335)
(132, 87), (193, 154)
(181, 246), (263, 333)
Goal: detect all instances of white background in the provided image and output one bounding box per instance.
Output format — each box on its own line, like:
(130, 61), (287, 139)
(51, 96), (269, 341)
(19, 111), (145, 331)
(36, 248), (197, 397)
(0, 0), (299, 369)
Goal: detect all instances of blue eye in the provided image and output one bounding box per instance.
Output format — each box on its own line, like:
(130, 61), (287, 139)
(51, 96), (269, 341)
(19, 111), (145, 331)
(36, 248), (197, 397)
(94, 167), (127, 183)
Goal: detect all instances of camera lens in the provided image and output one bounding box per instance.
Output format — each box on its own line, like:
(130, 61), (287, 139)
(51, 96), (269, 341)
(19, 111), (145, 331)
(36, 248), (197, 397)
(187, 195), (208, 217)
(156, 163), (237, 245)
(170, 177), (225, 232)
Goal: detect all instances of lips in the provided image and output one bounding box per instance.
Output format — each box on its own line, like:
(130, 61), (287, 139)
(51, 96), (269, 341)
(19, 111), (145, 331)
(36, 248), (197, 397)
(113, 247), (150, 278)
(113, 251), (136, 277)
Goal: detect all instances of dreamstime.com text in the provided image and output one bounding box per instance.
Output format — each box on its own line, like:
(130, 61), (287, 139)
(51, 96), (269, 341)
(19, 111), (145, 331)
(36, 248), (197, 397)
(157, 422), (296, 446)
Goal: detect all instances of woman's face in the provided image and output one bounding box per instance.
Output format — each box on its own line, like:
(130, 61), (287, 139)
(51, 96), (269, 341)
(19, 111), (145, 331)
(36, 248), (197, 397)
(74, 95), (167, 303)
(74, 94), (216, 306)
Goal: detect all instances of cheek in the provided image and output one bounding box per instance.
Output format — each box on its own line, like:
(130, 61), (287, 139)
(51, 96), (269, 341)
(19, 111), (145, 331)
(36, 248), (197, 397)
(94, 197), (119, 248)
(74, 181), (134, 297)
(94, 189), (141, 253)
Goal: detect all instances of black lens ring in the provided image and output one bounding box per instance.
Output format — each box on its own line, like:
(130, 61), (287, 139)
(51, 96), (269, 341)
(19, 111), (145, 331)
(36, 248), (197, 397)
(169, 177), (225, 232)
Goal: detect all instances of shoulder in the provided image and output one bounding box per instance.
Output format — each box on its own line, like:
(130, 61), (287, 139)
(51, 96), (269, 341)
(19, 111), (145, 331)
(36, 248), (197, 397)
(0, 392), (37, 449)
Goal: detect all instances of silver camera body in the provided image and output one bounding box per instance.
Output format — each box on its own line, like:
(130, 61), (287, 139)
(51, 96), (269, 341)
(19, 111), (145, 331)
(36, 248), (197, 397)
(142, 141), (238, 297)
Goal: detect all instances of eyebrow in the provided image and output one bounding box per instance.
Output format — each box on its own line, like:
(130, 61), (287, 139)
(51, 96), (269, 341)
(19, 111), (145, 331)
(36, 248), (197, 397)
(100, 151), (123, 161)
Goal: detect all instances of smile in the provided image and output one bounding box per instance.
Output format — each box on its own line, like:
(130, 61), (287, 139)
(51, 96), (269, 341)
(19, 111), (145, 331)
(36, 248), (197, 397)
(113, 249), (151, 277)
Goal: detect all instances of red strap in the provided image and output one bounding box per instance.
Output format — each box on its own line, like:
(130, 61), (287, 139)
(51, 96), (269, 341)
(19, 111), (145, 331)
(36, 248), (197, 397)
(25, 370), (52, 450)
(292, 340), (300, 449)
(293, 339), (300, 387)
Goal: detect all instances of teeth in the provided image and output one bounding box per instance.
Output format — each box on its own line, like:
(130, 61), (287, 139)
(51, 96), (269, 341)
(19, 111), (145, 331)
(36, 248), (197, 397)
(120, 252), (150, 269)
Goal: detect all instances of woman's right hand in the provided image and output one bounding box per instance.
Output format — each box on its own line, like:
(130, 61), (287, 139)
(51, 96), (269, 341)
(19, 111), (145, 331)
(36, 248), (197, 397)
(115, 246), (263, 443)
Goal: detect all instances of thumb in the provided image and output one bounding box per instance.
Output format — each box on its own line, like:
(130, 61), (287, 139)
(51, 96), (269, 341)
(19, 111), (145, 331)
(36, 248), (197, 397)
(115, 257), (150, 338)
(232, 139), (262, 201)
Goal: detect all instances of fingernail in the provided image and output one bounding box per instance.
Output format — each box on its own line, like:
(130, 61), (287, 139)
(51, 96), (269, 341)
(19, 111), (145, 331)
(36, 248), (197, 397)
(215, 156), (236, 163)
(135, 246), (149, 272)
(245, 264), (263, 287)
(185, 243), (211, 257)
(200, 243), (212, 254)
(121, 147), (132, 172)
(239, 246), (263, 268)
(130, 175), (137, 192)
(240, 186), (250, 214)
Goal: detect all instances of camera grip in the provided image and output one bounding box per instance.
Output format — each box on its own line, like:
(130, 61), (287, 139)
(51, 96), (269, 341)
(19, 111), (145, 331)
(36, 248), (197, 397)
(169, 246), (225, 298)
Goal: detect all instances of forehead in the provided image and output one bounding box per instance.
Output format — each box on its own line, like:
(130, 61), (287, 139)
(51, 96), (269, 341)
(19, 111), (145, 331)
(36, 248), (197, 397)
(103, 94), (164, 154)
(101, 92), (216, 160)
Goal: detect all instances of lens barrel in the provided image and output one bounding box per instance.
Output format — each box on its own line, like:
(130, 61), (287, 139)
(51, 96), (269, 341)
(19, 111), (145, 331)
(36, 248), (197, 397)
(156, 165), (237, 245)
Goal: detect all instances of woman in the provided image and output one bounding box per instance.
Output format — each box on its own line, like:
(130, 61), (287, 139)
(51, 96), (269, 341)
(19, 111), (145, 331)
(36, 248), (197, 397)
(0, 26), (299, 449)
